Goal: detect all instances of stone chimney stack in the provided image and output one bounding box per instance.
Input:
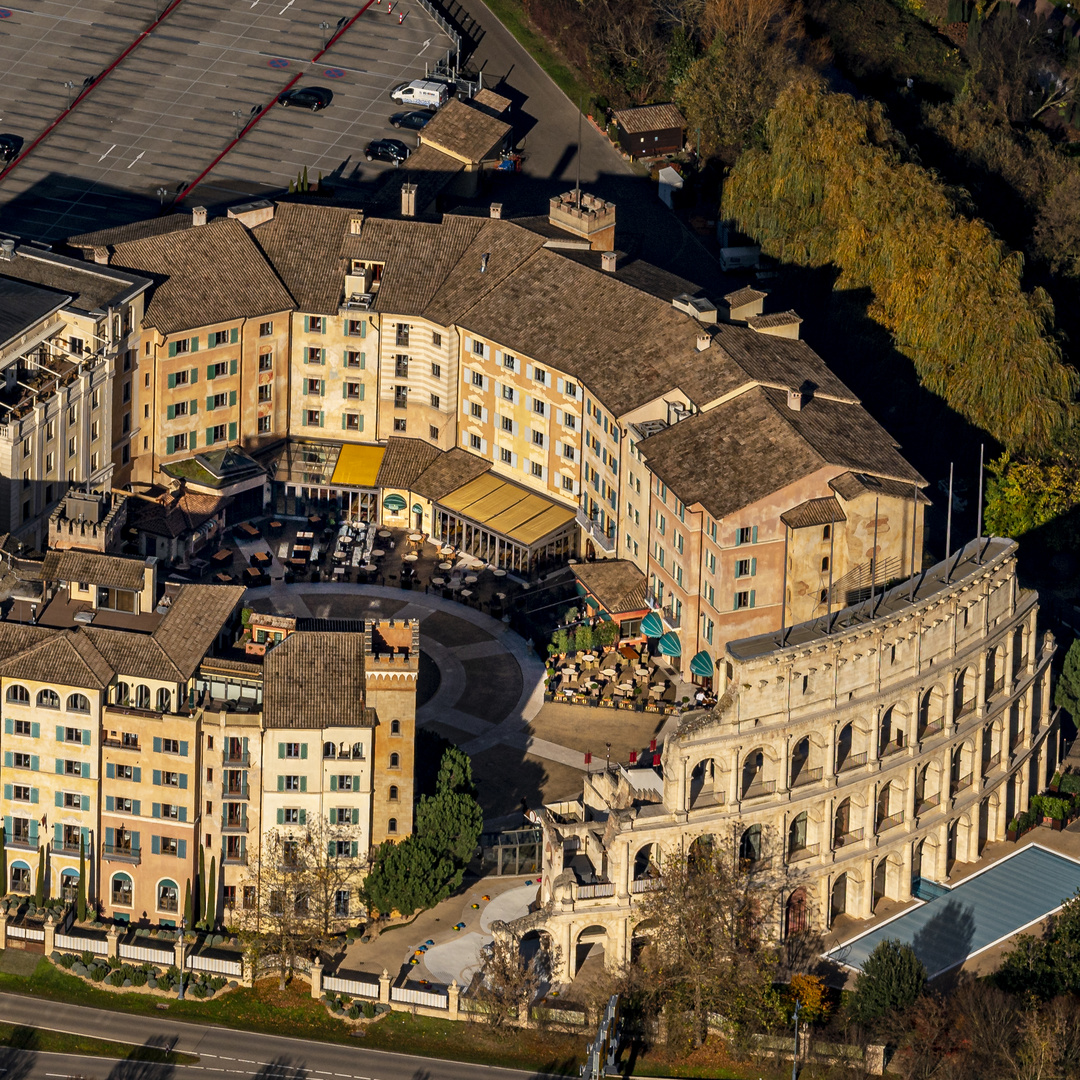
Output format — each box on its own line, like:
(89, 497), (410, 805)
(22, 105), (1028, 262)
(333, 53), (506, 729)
(191, 206), (207, 226)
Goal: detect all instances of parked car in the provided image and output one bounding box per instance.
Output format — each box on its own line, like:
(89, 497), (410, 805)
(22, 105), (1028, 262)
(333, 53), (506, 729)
(390, 110), (432, 131)
(364, 139), (410, 165)
(0, 135), (20, 163)
(277, 86), (333, 111)
(389, 79), (450, 109)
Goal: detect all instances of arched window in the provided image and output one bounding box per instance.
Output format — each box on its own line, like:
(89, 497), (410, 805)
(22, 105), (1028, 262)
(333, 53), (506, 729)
(390, 719), (401, 735)
(389, 753), (399, 769)
(114, 683), (130, 706)
(739, 824), (762, 867)
(134, 685), (151, 710)
(323, 741), (336, 759)
(67, 693), (90, 713)
(157, 879), (179, 913)
(389, 785), (399, 800)
(387, 818), (398, 834)
(60, 869), (79, 903)
(788, 812), (808, 857)
(112, 873), (132, 907)
(156, 688), (171, 713)
(9, 862), (30, 893)
(36, 689), (59, 709)
(6, 685), (28, 704)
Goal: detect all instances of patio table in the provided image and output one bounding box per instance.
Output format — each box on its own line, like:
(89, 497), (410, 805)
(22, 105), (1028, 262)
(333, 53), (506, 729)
(409, 532), (424, 542)
(212, 549), (233, 563)
(371, 549), (385, 558)
(460, 589), (473, 598)
(439, 561), (452, 570)
(464, 575), (478, 584)
(493, 568), (506, 577)
(495, 591), (506, 601)
(619, 682), (634, 691)
(378, 530), (392, 538)
(215, 572), (232, 583)
(363, 563), (377, 572)
(403, 553), (418, 562)
(432, 577), (445, 586)
(333, 567), (345, 578)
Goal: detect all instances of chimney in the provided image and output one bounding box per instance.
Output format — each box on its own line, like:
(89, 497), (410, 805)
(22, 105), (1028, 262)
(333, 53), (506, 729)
(0, 239), (14, 261)
(91, 246), (109, 265)
(350, 214), (364, 235)
(695, 334), (711, 352)
(786, 387), (804, 411)
(601, 251), (617, 273)
(191, 206), (207, 226)
(489, 203), (503, 219)
(401, 182), (417, 218)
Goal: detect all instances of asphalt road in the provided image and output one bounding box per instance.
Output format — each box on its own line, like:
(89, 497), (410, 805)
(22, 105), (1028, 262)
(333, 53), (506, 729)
(0, 992), (560, 1080)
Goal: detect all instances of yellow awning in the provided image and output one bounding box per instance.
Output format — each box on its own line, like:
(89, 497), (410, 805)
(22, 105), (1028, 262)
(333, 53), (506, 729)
(438, 472), (576, 547)
(330, 444), (386, 488)
(512, 504), (576, 545)
(439, 473), (504, 513)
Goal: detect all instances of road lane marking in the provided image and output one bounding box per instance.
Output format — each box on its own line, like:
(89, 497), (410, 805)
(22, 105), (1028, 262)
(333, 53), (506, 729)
(126, 150), (144, 168)
(97, 143), (115, 161)
(278, 0), (293, 12)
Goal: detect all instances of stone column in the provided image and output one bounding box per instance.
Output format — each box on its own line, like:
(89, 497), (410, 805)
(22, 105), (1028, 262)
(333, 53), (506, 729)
(906, 764), (917, 822)
(730, 747), (742, 804)
(778, 736), (790, 794)
(106, 924), (119, 960)
(899, 843), (913, 902)
(865, 783), (878, 841)
(1023, 685), (1035, 750)
(614, 919), (627, 970)
(1019, 757), (1031, 811)
(976, 649), (988, 716)
(1004, 632), (1015, 695)
(937, 821), (950, 881)
(617, 843), (631, 900)
(910, 688), (922, 741)
(448, 980), (460, 1020)
(43, 913), (55, 956)
(379, 968), (391, 1004)
(945, 675), (956, 730)
(1028, 611), (1038, 675)
(310, 959), (323, 999)
(676, 757), (687, 813)
(0, 910), (8, 951)
(858, 859), (874, 918)
(825, 730), (836, 780)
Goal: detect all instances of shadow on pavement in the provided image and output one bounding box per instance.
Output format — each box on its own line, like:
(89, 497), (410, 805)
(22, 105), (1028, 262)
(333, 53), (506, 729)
(0, 1026), (38, 1080)
(107, 1038), (176, 1080)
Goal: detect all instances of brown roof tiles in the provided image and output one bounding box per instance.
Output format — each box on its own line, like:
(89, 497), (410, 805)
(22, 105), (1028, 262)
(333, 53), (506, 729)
(263, 631), (370, 728)
(152, 584), (245, 678)
(612, 103), (686, 134)
(420, 98), (511, 164)
(411, 448), (492, 502)
(571, 560), (649, 615)
(376, 437), (442, 490)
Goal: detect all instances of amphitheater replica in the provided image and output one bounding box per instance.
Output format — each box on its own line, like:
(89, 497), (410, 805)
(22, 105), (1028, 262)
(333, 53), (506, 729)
(516, 537), (1058, 979)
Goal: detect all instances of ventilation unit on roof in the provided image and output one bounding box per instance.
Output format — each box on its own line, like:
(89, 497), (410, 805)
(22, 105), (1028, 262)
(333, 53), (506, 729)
(349, 293), (374, 310)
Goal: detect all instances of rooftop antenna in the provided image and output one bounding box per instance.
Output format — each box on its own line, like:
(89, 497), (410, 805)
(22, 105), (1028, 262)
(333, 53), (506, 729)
(825, 517), (835, 634)
(870, 497), (879, 613)
(944, 462), (954, 582)
(908, 480), (919, 603)
(976, 442), (985, 564)
(576, 97), (583, 211)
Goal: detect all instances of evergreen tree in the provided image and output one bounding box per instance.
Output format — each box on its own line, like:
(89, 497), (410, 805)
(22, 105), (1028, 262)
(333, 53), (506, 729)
(76, 836), (86, 922)
(850, 939), (927, 1023)
(362, 837), (456, 916)
(1055, 638), (1080, 721)
(198, 844), (205, 923)
(207, 856), (217, 928)
(184, 879), (193, 927)
(0, 826), (8, 897)
(34, 845), (45, 906)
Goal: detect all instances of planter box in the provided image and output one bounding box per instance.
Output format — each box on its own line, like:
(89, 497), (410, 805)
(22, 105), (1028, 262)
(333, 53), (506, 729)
(1007, 829), (1018, 842)
(1053, 818), (1065, 832)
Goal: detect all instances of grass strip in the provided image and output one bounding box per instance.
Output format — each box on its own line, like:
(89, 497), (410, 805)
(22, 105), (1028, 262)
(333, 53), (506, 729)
(0, 1020), (199, 1064)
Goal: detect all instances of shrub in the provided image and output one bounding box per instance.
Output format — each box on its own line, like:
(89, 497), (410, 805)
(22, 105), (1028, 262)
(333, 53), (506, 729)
(348, 1005), (360, 1020)
(106, 971), (123, 987)
(1061, 774), (1080, 795)
(362, 1001), (376, 1019)
(210, 976), (227, 991)
(72, 964), (88, 977)
(147, 978), (158, 990)
(57, 953), (76, 969)
(89, 966), (106, 982)
(81, 950), (94, 967)
(850, 939), (927, 1024)
(132, 971), (147, 987)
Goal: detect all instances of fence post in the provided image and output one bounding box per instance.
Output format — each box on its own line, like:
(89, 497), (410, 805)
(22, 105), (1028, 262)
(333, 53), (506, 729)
(310, 959), (323, 999)
(106, 925), (119, 959)
(240, 952), (254, 988)
(447, 979), (459, 1020)
(0, 910), (8, 950)
(43, 912), (56, 955)
(865, 1045), (886, 1077)
(379, 968), (391, 1005)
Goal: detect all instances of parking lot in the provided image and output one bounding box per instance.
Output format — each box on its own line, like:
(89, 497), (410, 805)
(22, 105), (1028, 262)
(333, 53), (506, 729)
(0, 0), (458, 240)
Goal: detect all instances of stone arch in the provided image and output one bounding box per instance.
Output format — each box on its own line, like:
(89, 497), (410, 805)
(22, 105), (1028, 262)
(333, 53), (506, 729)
(830, 868), (864, 924)
(740, 746), (777, 798)
(519, 928), (556, 985)
(632, 841), (661, 883)
(833, 795), (866, 848)
(688, 755), (727, 811)
(1009, 698), (1027, 753)
(836, 718), (872, 773)
(873, 851), (904, 909)
(954, 666), (977, 718)
(788, 812), (811, 860)
(156, 688), (172, 713)
(879, 703), (910, 758)
(687, 833), (717, 874)
(950, 740), (976, 795)
(983, 718), (1003, 768)
(113, 682), (130, 706)
(876, 779), (906, 831)
(986, 645), (1007, 698)
(916, 759), (943, 813)
(134, 684), (151, 710)
(630, 916), (660, 962)
(1013, 624), (1028, 678)
(917, 831), (943, 882)
(573, 924), (609, 977)
(790, 732), (826, 787)
(786, 887), (810, 937)
(919, 685), (946, 737)
(739, 824), (763, 868)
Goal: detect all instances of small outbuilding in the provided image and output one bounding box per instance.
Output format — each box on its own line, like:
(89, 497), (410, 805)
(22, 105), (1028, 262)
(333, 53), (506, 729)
(611, 103), (686, 159)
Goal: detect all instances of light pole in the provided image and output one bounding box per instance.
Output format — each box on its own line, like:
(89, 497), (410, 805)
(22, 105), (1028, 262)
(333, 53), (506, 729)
(230, 109), (245, 140)
(63, 81), (76, 108)
(319, 20), (331, 49)
(791, 998), (802, 1080)
(177, 915), (186, 1000)
(156, 187), (169, 207)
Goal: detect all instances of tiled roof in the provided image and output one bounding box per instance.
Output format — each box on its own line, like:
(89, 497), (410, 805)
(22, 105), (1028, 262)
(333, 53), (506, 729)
(471, 88), (511, 117)
(370, 144), (466, 216)
(420, 98), (511, 163)
(375, 437), (442, 490)
(67, 213), (194, 250)
(572, 560), (649, 615)
(250, 203), (362, 315)
(780, 496), (846, 530)
(747, 311), (803, 330)
(411, 448), (492, 502)
(723, 287), (767, 309)
(263, 631), (370, 728)
(0, 623), (56, 664)
(83, 627), (182, 681)
(612, 103), (686, 134)
(152, 584), (245, 677)
(45, 551), (147, 591)
(829, 471), (932, 505)
(108, 219), (295, 335)
(639, 386), (924, 521)
(0, 630), (113, 690)
(126, 491), (229, 540)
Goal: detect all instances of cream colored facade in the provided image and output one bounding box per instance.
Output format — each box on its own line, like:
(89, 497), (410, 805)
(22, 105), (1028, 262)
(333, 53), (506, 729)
(522, 538), (1058, 979)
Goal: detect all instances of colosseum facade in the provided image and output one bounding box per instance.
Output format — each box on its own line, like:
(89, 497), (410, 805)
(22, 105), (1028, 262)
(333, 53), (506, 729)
(524, 537), (1059, 980)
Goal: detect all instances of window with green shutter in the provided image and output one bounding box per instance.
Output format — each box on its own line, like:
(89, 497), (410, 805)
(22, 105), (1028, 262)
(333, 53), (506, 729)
(167, 404), (175, 420)
(190, 368), (198, 384)
(190, 337), (199, 352)
(299, 809), (307, 825)
(167, 373), (176, 389)
(190, 430), (197, 449)
(229, 390), (236, 406)
(230, 328), (238, 344)
(166, 437), (175, 455)
(360, 351), (366, 368)
(360, 320), (366, 338)
(190, 400), (197, 415)
(228, 422), (237, 441)
(230, 358), (237, 375)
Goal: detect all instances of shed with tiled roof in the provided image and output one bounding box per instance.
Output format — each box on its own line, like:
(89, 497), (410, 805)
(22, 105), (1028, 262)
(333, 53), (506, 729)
(612, 103), (685, 158)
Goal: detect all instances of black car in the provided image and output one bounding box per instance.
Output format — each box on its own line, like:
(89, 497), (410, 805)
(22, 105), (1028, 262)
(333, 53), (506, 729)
(277, 86), (333, 111)
(364, 139), (410, 165)
(390, 110), (432, 131)
(0, 135), (20, 163)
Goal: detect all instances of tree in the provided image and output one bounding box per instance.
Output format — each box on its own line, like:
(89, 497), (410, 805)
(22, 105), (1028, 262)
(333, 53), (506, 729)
(363, 835), (457, 916)
(76, 836), (86, 922)
(574, 623), (594, 653)
(1056, 639), (1080, 723)
(634, 844), (779, 1049)
(206, 856), (217, 928)
(983, 453), (1080, 548)
(595, 620), (619, 650)
(416, 747), (483, 864)
(998, 888), (1080, 999)
(197, 843), (205, 924)
(850, 939), (926, 1024)
(0, 826), (8, 898)
(474, 934), (559, 1026)
(184, 879), (193, 927)
(34, 845), (45, 906)
(788, 972), (830, 1023)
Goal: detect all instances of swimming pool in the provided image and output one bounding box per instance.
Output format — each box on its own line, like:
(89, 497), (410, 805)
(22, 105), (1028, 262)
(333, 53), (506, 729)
(826, 844), (1080, 979)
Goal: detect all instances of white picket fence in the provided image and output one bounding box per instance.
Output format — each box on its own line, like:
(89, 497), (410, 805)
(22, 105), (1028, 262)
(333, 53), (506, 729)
(188, 952), (242, 976)
(7, 925), (44, 942)
(577, 883), (615, 899)
(57, 933), (107, 954)
(324, 974), (379, 999)
(391, 984), (448, 1009)
(119, 942), (174, 965)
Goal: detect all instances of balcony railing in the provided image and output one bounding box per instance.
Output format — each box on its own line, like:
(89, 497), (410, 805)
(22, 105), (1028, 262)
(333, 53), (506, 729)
(102, 843), (141, 864)
(787, 843), (819, 863)
(661, 606), (681, 630)
(222, 750), (250, 767)
(918, 718), (945, 740)
(879, 739), (906, 759)
(631, 877), (663, 894)
(575, 505), (616, 553)
(791, 766), (823, 788)
(741, 779), (777, 800)
(222, 783), (250, 801)
(990, 675), (1006, 697)
(951, 772), (973, 795)
(837, 752), (867, 773)
(576, 882), (616, 900)
(51, 840), (81, 856)
(223, 852), (247, 866)
(6, 835), (33, 852)
(982, 751), (1001, 775)
(956, 697), (977, 720)
(103, 737), (140, 751)
(916, 792), (941, 815)
(876, 812), (905, 833)
(222, 815), (248, 833)
(832, 828), (863, 849)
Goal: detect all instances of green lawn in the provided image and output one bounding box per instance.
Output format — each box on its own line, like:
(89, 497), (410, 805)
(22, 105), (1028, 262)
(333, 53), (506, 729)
(475, 0), (594, 109)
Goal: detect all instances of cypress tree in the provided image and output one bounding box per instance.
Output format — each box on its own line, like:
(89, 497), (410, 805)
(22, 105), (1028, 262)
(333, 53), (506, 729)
(184, 879), (193, 927)
(77, 835), (86, 922)
(207, 856), (217, 928)
(34, 845), (44, 905)
(197, 843), (205, 923)
(0, 825), (8, 897)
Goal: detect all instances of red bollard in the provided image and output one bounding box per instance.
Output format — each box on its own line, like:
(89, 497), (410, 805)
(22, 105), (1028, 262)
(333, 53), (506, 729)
(398, 9), (405, 21)
(386, 1), (393, 12)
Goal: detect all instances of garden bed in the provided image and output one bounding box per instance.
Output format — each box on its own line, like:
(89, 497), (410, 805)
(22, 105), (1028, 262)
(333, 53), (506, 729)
(50, 950), (235, 1000)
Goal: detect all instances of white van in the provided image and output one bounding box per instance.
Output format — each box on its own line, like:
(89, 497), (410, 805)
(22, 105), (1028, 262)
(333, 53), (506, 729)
(390, 79), (450, 110)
